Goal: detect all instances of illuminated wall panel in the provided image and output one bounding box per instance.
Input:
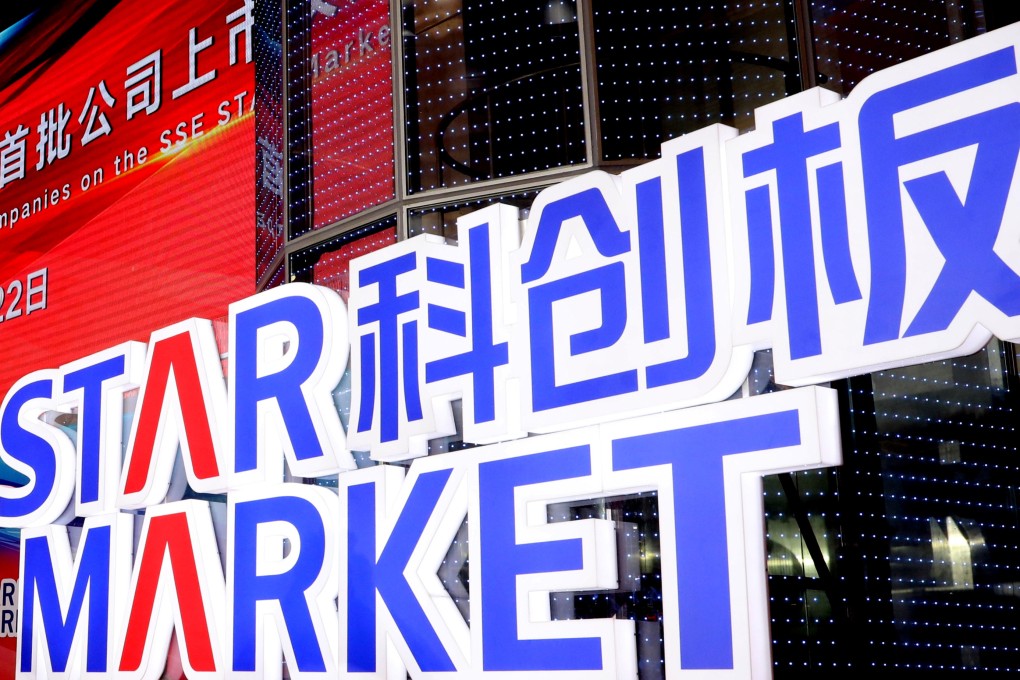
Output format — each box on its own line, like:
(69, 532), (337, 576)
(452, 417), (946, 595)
(256, 0), (284, 282)
(592, 0), (800, 161)
(287, 0), (395, 237)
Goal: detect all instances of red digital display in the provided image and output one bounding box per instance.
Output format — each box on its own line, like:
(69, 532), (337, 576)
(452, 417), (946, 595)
(310, 0), (395, 228)
(255, 2), (284, 283)
(0, 0), (255, 396)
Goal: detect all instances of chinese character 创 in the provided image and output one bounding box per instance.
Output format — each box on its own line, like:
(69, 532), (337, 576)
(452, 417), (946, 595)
(25, 268), (48, 315)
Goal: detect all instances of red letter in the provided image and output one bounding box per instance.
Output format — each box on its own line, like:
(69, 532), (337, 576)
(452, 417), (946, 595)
(119, 319), (228, 509)
(118, 501), (225, 679)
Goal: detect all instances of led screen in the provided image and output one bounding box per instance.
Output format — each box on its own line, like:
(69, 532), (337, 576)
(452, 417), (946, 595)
(307, 0), (394, 231)
(0, 0), (255, 396)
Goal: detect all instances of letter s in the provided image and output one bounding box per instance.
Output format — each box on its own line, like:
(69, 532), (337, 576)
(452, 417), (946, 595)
(0, 370), (75, 527)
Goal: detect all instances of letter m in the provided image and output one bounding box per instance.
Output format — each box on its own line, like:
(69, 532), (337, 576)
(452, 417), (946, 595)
(17, 515), (131, 679)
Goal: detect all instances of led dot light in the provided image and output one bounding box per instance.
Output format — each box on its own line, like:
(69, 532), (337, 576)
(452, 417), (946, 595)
(402, 0), (586, 193)
(255, 0), (285, 282)
(270, 2), (1020, 677)
(593, 0), (799, 161)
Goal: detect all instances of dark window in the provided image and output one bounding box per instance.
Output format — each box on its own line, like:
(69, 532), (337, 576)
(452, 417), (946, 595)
(403, 0), (587, 192)
(809, 0), (1001, 96)
(592, 0), (801, 161)
(763, 343), (1020, 676)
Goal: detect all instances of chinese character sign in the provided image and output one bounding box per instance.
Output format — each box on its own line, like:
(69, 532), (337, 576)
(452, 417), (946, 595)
(512, 126), (750, 433)
(347, 22), (1020, 458)
(728, 24), (1020, 384)
(7, 18), (1020, 680)
(348, 206), (520, 461)
(2, 282), (842, 678)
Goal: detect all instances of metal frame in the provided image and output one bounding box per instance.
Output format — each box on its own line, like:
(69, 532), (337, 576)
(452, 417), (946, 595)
(277, 0), (818, 264)
(279, 0), (601, 267)
(792, 0), (819, 90)
(577, 0), (602, 165)
(390, 0), (408, 241)
(281, 0), (290, 283)
(287, 198), (400, 253)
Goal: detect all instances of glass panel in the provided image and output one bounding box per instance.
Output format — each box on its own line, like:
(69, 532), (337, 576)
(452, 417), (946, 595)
(407, 190), (538, 242)
(403, 0), (587, 193)
(288, 0), (396, 237)
(840, 344), (1020, 674)
(808, 0), (1017, 96)
(764, 342), (1020, 676)
(593, 0), (801, 161)
(548, 493), (666, 680)
(256, 0), (284, 282)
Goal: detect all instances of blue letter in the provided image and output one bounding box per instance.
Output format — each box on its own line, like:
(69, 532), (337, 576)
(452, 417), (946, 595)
(231, 494), (330, 672)
(477, 446), (605, 671)
(62, 354), (126, 506)
(345, 470), (456, 672)
(20, 524), (113, 674)
(611, 410), (802, 670)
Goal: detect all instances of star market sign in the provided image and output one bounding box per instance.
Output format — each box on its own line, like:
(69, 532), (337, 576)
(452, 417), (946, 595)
(5, 24), (1020, 680)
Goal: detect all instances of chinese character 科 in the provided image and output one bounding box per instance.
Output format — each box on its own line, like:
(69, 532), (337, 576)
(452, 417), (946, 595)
(257, 136), (283, 198)
(348, 245), (452, 462)
(78, 81), (116, 146)
(228, 0), (253, 66)
(350, 249), (426, 446)
(347, 213), (519, 458)
(125, 50), (162, 119)
(25, 268), (47, 315)
(36, 104), (72, 170)
(0, 125), (30, 189)
(172, 27), (216, 99)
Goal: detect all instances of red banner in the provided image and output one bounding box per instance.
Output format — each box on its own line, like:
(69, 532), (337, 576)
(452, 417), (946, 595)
(0, 0), (255, 396)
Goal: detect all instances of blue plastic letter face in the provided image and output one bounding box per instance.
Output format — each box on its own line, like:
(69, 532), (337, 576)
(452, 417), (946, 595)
(728, 25), (1020, 384)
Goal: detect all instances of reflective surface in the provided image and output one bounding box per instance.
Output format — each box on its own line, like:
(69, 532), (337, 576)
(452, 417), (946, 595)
(402, 0), (587, 192)
(593, 0), (800, 161)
